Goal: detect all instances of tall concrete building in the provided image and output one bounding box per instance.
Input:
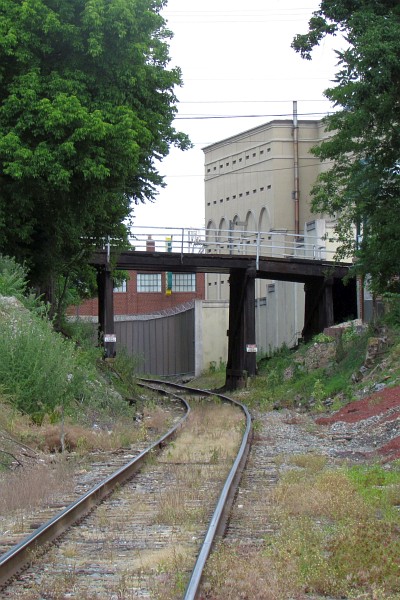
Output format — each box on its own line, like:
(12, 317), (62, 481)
(203, 117), (340, 355)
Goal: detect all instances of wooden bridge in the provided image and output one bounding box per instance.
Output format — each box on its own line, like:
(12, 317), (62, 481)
(91, 226), (355, 390)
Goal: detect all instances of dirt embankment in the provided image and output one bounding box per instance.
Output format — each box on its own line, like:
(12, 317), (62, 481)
(317, 385), (400, 461)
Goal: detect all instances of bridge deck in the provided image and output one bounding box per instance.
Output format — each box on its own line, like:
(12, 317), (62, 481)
(92, 249), (351, 283)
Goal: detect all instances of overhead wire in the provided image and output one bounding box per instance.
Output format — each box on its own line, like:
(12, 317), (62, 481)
(178, 99), (332, 104)
(175, 111), (332, 120)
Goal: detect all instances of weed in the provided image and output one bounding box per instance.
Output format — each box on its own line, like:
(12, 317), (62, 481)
(210, 446), (220, 464)
(313, 332), (335, 344)
(0, 460), (74, 517)
(287, 453), (327, 472)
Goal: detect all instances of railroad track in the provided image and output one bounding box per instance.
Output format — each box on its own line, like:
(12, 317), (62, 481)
(0, 380), (252, 599)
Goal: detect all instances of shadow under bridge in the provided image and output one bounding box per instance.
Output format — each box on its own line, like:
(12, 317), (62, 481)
(91, 241), (354, 391)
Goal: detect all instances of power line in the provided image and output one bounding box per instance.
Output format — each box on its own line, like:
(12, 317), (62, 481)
(182, 77), (333, 82)
(164, 8), (316, 14)
(175, 111), (331, 120)
(178, 99), (332, 104)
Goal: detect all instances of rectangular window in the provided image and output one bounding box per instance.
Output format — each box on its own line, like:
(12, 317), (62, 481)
(137, 273), (161, 292)
(172, 273), (196, 292)
(114, 280), (127, 293)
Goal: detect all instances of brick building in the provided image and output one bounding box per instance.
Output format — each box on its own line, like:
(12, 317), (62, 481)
(69, 271), (205, 318)
(68, 236), (205, 319)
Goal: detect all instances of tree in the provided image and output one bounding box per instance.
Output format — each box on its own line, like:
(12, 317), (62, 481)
(293, 0), (400, 294)
(0, 0), (190, 310)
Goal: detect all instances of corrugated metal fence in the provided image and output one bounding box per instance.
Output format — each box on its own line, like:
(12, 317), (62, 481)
(114, 307), (195, 377)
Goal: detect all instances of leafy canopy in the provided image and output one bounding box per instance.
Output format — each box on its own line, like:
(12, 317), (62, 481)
(0, 0), (190, 301)
(293, 0), (400, 294)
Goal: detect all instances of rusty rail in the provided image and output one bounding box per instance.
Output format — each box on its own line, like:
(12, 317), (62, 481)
(0, 390), (190, 589)
(1, 380), (252, 599)
(138, 379), (252, 600)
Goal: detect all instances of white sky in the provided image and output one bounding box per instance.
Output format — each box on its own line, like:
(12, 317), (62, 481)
(133, 0), (342, 231)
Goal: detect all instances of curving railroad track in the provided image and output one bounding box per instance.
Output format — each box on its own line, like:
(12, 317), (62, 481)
(0, 380), (252, 599)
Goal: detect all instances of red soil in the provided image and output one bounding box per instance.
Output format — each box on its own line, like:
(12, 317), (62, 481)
(316, 385), (400, 460)
(316, 386), (400, 425)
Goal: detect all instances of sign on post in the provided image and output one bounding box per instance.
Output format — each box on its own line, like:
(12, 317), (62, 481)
(104, 334), (117, 343)
(246, 344), (257, 352)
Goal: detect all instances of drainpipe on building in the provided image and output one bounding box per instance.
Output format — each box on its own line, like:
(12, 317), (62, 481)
(293, 101), (300, 235)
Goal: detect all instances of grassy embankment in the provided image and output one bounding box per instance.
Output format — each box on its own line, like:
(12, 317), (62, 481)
(2, 250), (400, 597)
(0, 255), (173, 516)
(195, 306), (400, 599)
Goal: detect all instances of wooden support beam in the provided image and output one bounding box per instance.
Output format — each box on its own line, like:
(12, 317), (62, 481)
(97, 267), (116, 359)
(226, 268), (257, 390)
(244, 268), (257, 377)
(302, 278), (334, 341)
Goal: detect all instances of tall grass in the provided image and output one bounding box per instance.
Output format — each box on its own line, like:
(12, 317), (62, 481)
(0, 310), (85, 421)
(0, 255), (118, 423)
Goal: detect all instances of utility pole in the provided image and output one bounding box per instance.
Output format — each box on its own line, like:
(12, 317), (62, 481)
(293, 100), (300, 235)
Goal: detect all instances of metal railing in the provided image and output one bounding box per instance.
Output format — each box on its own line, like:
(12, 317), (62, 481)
(127, 225), (336, 267)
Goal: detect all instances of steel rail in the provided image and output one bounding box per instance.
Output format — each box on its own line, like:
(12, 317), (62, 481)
(0, 390), (190, 590)
(138, 379), (253, 600)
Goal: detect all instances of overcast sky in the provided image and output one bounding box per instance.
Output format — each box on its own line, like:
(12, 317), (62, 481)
(133, 0), (342, 232)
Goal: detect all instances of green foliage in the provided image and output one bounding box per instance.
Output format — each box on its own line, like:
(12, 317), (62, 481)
(0, 254), (48, 315)
(293, 1), (400, 294)
(0, 254), (27, 299)
(383, 293), (400, 328)
(0, 0), (190, 305)
(346, 464), (400, 518)
(312, 332), (334, 344)
(0, 308), (83, 422)
(0, 279), (121, 423)
(269, 464), (400, 596)
(62, 318), (98, 353)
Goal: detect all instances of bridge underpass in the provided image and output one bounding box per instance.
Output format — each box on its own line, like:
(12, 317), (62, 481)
(92, 234), (355, 390)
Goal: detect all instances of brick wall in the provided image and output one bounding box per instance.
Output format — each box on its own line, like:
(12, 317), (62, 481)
(67, 271), (205, 317)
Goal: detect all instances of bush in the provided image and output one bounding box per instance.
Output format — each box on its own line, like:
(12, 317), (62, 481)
(0, 307), (85, 422)
(0, 254), (48, 315)
(383, 293), (400, 327)
(0, 255), (27, 299)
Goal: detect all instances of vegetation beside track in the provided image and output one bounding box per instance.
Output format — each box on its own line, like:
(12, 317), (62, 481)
(0, 255), (172, 467)
(194, 304), (400, 599)
(2, 252), (400, 598)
